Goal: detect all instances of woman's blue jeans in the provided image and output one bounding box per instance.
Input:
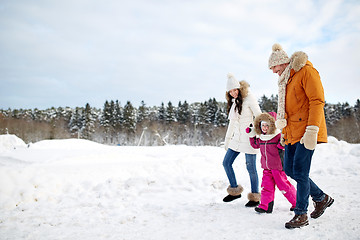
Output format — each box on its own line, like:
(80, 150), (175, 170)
(223, 148), (259, 193)
(284, 142), (325, 215)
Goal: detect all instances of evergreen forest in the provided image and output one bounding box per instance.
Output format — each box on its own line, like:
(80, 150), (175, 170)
(1, 95), (359, 145)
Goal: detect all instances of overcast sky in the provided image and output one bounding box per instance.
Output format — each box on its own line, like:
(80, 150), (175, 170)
(1, 0), (359, 110)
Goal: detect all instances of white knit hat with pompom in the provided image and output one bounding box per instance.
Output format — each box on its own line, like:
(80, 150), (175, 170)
(226, 73), (240, 92)
(268, 43), (290, 69)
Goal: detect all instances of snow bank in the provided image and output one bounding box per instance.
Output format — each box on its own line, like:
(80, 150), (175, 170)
(29, 138), (109, 150)
(0, 136), (359, 240)
(0, 134), (27, 153)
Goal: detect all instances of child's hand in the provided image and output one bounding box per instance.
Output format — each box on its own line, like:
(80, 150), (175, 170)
(277, 142), (285, 150)
(246, 123), (256, 137)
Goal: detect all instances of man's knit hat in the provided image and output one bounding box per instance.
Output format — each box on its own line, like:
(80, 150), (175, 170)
(268, 43), (290, 69)
(226, 73), (240, 92)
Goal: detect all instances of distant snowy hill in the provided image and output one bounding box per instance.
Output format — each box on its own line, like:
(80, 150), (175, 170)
(0, 134), (359, 239)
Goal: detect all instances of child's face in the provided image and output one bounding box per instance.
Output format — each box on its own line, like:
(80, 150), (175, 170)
(261, 123), (269, 134)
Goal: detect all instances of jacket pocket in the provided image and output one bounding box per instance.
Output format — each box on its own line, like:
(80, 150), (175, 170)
(288, 110), (308, 123)
(287, 110), (308, 140)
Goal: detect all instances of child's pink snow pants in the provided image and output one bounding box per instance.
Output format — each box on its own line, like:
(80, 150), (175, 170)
(258, 169), (296, 211)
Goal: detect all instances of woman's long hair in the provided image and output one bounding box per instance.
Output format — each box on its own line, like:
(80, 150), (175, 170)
(226, 89), (243, 115)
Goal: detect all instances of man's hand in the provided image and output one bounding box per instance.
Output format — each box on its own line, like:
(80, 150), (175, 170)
(300, 126), (319, 150)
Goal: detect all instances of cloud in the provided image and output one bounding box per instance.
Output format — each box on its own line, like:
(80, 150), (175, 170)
(0, 0), (359, 109)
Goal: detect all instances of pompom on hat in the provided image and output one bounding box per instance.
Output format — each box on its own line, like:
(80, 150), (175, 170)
(268, 43), (290, 69)
(226, 73), (240, 92)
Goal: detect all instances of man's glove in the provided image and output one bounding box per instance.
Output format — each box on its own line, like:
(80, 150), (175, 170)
(300, 126), (319, 150)
(245, 123), (256, 137)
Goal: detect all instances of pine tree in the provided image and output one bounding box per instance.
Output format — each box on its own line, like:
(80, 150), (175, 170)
(214, 102), (227, 127)
(341, 102), (352, 117)
(82, 103), (96, 140)
(137, 100), (148, 123)
(109, 100), (116, 127)
(62, 107), (73, 123)
(197, 102), (207, 126)
(100, 100), (113, 142)
(355, 99), (360, 110)
(177, 101), (190, 124)
(158, 102), (166, 122)
(100, 101), (112, 129)
(11, 109), (20, 119)
(258, 94), (278, 112)
(113, 100), (123, 131)
(206, 98), (218, 124)
(69, 107), (83, 138)
(32, 108), (43, 121)
(354, 99), (360, 121)
(123, 101), (136, 134)
(165, 101), (176, 123)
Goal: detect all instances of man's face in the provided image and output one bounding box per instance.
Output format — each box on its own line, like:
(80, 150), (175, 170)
(271, 63), (288, 76)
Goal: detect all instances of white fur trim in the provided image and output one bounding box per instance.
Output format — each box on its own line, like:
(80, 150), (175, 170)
(259, 129), (281, 141)
(248, 192), (261, 202)
(227, 185), (244, 196)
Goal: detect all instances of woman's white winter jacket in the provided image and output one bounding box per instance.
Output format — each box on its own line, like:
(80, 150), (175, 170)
(224, 86), (261, 154)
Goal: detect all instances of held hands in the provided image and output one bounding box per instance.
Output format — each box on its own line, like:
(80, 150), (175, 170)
(245, 123), (256, 138)
(300, 126), (319, 150)
(280, 133), (285, 147)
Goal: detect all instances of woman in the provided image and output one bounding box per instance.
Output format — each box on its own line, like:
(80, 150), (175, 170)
(222, 73), (261, 207)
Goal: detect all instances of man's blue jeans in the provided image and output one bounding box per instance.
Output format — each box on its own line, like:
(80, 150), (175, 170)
(223, 148), (259, 193)
(284, 142), (325, 215)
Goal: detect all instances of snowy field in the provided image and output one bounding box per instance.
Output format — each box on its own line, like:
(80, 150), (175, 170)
(0, 134), (360, 240)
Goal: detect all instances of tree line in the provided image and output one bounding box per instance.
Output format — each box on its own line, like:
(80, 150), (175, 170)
(1, 96), (359, 145)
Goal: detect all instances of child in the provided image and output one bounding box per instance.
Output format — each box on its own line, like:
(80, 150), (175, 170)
(246, 112), (296, 213)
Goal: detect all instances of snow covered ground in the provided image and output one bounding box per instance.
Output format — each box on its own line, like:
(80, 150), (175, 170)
(0, 134), (359, 240)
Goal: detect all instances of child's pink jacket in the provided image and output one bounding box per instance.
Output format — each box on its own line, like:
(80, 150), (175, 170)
(249, 133), (284, 171)
(249, 111), (284, 171)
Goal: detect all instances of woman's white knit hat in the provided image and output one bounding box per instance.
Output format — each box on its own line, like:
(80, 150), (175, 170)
(268, 43), (290, 69)
(226, 73), (240, 92)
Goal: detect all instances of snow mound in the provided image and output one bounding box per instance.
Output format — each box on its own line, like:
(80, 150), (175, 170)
(0, 134), (27, 152)
(350, 145), (360, 157)
(30, 138), (109, 150)
(0, 136), (360, 239)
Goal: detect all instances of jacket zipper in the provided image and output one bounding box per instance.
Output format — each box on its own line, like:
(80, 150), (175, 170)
(265, 141), (269, 169)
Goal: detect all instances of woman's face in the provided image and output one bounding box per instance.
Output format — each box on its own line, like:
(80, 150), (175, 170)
(229, 89), (239, 99)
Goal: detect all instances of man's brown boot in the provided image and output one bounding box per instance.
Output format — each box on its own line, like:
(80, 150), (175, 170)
(310, 194), (334, 219)
(285, 214), (309, 229)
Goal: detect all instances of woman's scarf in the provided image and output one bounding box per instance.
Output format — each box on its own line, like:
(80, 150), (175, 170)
(228, 99), (240, 120)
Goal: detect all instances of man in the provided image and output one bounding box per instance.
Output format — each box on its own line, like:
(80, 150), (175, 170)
(268, 43), (334, 229)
